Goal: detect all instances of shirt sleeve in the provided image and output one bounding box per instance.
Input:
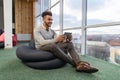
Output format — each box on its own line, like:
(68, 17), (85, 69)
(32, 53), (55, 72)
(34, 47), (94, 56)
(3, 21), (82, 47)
(34, 27), (57, 46)
(52, 29), (58, 39)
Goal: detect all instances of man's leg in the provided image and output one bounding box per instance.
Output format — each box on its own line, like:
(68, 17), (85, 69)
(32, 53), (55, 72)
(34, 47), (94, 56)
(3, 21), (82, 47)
(39, 43), (75, 66)
(57, 42), (80, 65)
(57, 42), (99, 73)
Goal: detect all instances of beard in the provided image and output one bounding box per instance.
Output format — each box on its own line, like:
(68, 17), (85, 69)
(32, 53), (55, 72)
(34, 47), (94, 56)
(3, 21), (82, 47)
(44, 22), (52, 27)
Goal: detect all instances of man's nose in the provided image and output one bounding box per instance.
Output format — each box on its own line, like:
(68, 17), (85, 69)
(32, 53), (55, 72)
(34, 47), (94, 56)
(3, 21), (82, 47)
(50, 20), (53, 23)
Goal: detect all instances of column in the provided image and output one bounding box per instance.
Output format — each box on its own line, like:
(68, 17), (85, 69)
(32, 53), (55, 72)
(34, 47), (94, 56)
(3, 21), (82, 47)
(81, 0), (87, 55)
(3, 0), (13, 48)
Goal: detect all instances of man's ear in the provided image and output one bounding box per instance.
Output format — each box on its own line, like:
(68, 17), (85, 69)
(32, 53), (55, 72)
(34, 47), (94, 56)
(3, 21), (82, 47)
(43, 18), (46, 23)
(42, 17), (43, 20)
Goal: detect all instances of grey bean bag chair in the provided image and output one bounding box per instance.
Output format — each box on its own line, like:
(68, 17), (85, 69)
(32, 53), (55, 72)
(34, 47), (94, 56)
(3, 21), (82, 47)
(0, 42), (4, 48)
(16, 40), (67, 69)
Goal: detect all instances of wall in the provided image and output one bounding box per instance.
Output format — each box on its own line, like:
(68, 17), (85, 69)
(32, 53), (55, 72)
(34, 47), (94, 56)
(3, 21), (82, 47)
(15, 0), (35, 41)
(3, 0), (13, 48)
(15, 0), (33, 34)
(0, 6), (4, 29)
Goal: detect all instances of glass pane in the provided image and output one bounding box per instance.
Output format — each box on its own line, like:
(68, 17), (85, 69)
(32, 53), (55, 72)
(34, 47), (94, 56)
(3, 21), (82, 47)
(64, 0), (82, 28)
(87, 0), (120, 25)
(51, 0), (59, 6)
(44, 0), (49, 11)
(36, 0), (50, 27)
(36, 0), (41, 17)
(36, 0), (42, 27)
(51, 1), (60, 30)
(87, 26), (120, 64)
(51, 0), (82, 29)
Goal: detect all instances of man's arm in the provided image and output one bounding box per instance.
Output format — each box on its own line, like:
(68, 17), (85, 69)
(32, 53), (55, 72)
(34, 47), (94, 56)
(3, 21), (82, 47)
(34, 28), (56, 46)
(52, 29), (57, 39)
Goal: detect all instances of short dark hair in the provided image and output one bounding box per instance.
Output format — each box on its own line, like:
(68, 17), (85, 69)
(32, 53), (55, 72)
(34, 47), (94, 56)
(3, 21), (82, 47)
(42, 11), (52, 18)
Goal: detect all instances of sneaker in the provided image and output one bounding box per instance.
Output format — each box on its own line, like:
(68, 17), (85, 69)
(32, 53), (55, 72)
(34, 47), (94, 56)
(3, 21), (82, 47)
(79, 61), (90, 65)
(76, 62), (98, 73)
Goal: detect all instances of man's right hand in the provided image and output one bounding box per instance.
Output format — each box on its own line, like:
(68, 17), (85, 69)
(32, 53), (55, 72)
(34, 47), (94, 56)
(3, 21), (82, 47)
(56, 35), (65, 42)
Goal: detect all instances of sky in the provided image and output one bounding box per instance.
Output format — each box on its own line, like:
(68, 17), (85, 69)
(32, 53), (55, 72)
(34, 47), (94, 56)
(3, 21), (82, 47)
(36, 0), (120, 34)
(50, 0), (120, 34)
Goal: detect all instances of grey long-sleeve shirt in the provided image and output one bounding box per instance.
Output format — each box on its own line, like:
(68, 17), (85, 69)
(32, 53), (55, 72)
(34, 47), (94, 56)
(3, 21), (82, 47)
(34, 26), (57, 49)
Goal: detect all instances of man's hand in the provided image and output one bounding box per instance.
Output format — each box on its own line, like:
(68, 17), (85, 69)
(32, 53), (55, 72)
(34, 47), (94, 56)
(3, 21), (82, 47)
(56, 35), (65, 42)
(66, 38), (72, 42)
(66, 36), (72, 42)
(64, 32), (72, 42)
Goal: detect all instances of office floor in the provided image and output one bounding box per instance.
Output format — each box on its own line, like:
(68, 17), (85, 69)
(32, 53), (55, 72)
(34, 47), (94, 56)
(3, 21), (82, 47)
(0, 44), (120, 80)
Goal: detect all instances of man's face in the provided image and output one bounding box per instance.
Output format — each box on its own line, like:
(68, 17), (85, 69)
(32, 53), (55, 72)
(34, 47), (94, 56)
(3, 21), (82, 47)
(43, 15), (53, 27)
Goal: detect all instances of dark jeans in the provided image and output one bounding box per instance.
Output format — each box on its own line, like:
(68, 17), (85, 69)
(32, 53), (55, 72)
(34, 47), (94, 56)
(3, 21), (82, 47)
(39, 42), (80, 66)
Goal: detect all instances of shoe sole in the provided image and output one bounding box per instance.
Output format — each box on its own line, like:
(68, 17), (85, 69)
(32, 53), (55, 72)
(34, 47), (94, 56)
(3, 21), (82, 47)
(76, 69), (99, 73)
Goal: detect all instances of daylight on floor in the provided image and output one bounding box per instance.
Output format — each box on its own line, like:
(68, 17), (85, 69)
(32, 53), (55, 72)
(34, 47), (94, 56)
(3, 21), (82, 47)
(0, 0), (120, 80)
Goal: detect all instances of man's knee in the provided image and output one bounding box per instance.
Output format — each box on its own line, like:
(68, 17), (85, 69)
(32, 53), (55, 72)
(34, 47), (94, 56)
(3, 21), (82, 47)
(67, 42), (74, 50)
(49, 43), (57, 48)
(67, 42), (73, 47)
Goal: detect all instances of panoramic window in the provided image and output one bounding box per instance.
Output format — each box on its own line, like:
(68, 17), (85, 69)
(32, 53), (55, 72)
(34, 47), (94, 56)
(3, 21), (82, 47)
(35, 0), (120, 64)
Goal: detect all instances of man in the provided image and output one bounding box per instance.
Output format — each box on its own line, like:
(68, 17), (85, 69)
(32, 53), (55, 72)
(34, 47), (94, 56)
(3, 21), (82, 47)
(34, 11), (98, 73)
